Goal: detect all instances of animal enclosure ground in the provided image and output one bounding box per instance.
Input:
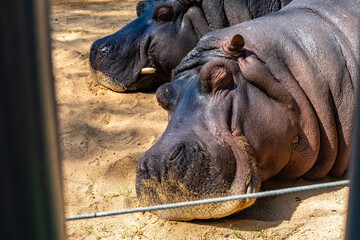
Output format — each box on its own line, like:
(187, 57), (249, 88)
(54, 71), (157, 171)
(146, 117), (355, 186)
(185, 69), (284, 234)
(50, 1), (348, 239)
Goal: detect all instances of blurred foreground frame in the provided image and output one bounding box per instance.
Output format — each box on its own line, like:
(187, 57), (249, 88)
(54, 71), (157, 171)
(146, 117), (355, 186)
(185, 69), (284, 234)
(346, 59), (360, 238)
(0, 0), (65, 239)
(0, 0), (359, 239)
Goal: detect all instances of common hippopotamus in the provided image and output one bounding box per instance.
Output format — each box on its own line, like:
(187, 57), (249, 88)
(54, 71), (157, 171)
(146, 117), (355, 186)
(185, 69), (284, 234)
(89, 0), (292, 92)
(136, 0), (359, 220)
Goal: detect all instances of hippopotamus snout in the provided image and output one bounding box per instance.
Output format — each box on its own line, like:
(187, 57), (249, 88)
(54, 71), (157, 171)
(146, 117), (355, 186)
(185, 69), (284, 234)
(89, 35), (134, 92)
(137, 141), (236, 191)
(90, 39), (115, 71)
(89, 12), (160, 92)
(135, 132), (259, 220)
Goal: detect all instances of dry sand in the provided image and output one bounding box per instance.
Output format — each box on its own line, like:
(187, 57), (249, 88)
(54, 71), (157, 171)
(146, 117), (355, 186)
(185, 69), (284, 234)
(50, 1), (349, 239)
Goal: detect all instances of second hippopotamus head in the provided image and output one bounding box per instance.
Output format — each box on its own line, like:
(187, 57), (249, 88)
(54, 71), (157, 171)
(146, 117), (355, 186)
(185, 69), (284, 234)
(89, 0), (207, 92)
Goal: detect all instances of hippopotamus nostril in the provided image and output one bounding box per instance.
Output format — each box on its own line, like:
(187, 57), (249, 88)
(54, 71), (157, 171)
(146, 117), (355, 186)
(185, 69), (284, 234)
(169, 145), (183, 161)
(137, 157), (149, 176)
(98, 44), (111, 53)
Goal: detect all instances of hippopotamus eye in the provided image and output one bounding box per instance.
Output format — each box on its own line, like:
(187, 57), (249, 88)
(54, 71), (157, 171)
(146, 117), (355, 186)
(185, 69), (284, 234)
(153, 5), (174, 22)
(200, 60), (233, 93)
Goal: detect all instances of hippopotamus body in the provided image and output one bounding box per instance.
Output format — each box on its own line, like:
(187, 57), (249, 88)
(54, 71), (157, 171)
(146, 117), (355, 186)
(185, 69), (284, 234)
(90, 0), (291, 92)
(136, 0), (359, 220)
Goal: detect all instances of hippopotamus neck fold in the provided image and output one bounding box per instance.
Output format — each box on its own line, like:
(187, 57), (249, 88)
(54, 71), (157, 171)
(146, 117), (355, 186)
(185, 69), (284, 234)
(241, 0), (358, 179)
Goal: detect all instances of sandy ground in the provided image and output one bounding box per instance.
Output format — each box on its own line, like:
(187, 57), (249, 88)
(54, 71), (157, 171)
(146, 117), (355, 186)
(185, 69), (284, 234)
(50, 1), (349, 239)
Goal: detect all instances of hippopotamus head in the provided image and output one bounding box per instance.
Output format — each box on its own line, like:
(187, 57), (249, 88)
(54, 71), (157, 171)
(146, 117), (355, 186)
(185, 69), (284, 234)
(90, 0), (207, 92)
(136, 33), (301, 220)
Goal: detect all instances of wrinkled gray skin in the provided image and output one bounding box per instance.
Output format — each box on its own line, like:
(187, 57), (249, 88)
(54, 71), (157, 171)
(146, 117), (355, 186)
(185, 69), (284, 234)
(136, 0), (359, 220)
(89, 0), (292, 92)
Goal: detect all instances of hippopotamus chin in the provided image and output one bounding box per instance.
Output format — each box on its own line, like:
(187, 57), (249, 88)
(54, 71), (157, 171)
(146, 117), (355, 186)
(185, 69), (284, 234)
(89, 0), (292, 92)
(136, 0), (359, 220)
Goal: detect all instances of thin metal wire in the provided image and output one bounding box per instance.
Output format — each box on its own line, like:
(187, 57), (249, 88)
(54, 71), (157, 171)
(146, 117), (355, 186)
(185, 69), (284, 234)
(66, 179), (349, 221)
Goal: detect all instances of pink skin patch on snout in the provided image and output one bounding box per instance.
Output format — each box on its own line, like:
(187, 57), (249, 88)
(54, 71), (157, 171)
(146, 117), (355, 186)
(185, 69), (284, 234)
(237, 54), (259, 70)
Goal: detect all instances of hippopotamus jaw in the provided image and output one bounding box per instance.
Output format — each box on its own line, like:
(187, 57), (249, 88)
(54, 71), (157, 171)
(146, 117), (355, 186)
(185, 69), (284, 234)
(90, 65), (161, 92)
(136, 173), (259, 221)
(90, 68), (126, 92)
(137, 174), (258, 221)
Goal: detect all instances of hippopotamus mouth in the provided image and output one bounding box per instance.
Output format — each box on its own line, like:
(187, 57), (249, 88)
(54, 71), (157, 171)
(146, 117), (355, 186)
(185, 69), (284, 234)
(90, 63), (159, 92)
(136, 126), (261, 220)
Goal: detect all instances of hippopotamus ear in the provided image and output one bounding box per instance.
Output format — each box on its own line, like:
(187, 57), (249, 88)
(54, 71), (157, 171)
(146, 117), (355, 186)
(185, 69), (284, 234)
(136, 1), (156, 17)
(153, 3), (175, 22)
(226, 34), (245, 57)
(200, 60), (233, 93)
(178, 0), (195, 5)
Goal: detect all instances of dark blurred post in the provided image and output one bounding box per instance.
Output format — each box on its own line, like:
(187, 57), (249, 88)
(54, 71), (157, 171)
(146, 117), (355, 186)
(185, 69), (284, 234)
(0, 0), (65, 239)
(345, 76), (360, 236)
